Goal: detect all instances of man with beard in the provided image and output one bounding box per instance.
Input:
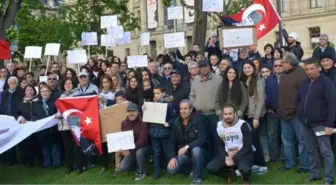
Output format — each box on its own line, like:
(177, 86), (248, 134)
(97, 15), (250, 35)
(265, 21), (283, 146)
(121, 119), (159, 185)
(170, 70), (190, 114)
(207, 104), (253, 185)
(282, 27), (304, 61)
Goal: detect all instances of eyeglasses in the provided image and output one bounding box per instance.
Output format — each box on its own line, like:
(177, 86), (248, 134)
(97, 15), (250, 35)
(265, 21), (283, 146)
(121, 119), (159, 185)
(48, 78), (57, 81)
(164, 67), (172, 70)
(261, 71), (269, 74)
(274, 65), (282, 67)
(79, 76), (88, 79)
(0, 71), (7, 73)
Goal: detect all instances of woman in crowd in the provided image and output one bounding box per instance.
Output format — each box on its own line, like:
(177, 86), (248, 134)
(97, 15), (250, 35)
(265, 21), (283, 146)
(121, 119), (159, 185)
(142, 79), (154, 103)
(218, 58), (232, 76)
(34, 85), (60, 168)
(20, 78), (27, 89)
(260, 65), (272, 80)
(64, 68), (79, 87)
(58, 78), (83, 174)
(16, 85), (39, 167)
(140, 68), (160, 87)
(252, 58), (262, 76)
(217, 66), (248, 118)
(111, 74), (125, 92)
(99, 75), (116, 108)
(262, 43), (274, 66)
(125, 76), (142, 106)
(240, 61), (267, 173)
(100, 61), (109, 74)
(0, 67), (8, 92)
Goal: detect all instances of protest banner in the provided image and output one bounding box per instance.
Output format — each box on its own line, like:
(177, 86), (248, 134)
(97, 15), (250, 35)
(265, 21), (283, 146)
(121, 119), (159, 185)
(142, 102), (168, 124)
(167, 6), (183, 20)
(140, 32), (150, 46)
(202, 0), (223, 12)
(99, 102), (128, 142)
(24, 46), (42, 72)
(106, 131), (135, 153)
(218, 26), (256, 49)
(127, 55), (148, 68)
(101, 15), (118, 29)
(164, 32), (185, 48)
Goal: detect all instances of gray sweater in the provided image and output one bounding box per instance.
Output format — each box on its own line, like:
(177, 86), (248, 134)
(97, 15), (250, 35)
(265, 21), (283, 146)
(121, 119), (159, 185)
(189, 73), (222, 115)
(245, 77), (266, 120)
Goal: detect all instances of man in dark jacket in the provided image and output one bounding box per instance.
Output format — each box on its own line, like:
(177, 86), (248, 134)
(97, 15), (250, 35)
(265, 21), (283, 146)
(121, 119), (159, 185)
(265, 59), (283, 162)
(167, 100), (207, 184)
(278, 52), (308, 172)
(282, 29), (304, 61)
(147, 60), (165, 85)
(297, 58), (336, 185)
(320, 51), (336, 81)
(312, 34), (336, 61)
(119, 103), (151, 181)
(169, 70), (190, 113)
(233, 48), (249, 75)
(205, 33), (222, 60)
(47, 72), (61, 101)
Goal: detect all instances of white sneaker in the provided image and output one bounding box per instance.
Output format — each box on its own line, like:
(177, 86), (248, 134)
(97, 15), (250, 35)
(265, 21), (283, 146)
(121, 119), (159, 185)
(256, 166), (268, 175)
(235, 170), (241, 176)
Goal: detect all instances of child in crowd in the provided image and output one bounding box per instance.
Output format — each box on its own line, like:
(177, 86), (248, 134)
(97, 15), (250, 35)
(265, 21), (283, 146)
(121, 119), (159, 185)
(143, 85), (176, 179)
(260, 65), (272, 80)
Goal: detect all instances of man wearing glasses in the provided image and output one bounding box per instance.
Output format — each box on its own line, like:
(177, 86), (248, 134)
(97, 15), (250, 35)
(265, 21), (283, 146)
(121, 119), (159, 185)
(265, 59), (283, 162)
(47, 72), (61, 101)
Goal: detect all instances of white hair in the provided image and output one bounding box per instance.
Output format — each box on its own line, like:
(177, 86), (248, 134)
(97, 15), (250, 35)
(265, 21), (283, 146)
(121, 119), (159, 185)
(8, 76), (19, 86)
(188, 61), (198, 69)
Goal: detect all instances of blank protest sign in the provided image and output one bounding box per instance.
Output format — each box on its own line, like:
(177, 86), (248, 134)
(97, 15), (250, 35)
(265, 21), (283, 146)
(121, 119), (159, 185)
(220, 26), (256, 48)
(164, 32), (185, 48)
(44, 43), (60, 56)
(142, 102), (168, 124)
(127, 55), (148, 68)
(106, 131), (135, 153)
(24, 46), (42, 59)
(67, 50), (87, 64)
(167, 6), (183, 20)
(101, 15), (118, 29)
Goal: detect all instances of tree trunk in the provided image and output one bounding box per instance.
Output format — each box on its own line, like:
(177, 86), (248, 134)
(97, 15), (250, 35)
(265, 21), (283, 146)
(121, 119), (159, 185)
(192, 0), (207, 53)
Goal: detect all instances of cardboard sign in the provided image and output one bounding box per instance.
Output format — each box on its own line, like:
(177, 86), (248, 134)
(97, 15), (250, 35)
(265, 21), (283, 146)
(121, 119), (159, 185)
(81, 32), (98, 46)
(202, 0), (223, 12)
(167, 6), (183, 20)
(101, 34), (116, 47)
(140, 32), (150, 46)
(44, 43), (60, 56)
(67, 49), (87, 64)
(99, 102), (128, 142)
(142, 102), (167, 124)
(164, 32), (185, 48)
(106, 131), (135, 153)
(219, 26), (256, 48)
(127, 55), (148, 68)
(101, 15), (118, 29)
(24, 46), (42, 59)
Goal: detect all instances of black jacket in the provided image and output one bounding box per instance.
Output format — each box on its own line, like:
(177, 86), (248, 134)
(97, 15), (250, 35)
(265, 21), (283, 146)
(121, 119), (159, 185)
(312, 43), (336, 61)
(321, 67), (336, 82)
(171, 82), (190, 113)
(125, 87), (143, 106)
(0, 88), (24, 117)
(282, 29), (304, 61)
(15, 97), (39, 121)
(168, 115), (207, 160)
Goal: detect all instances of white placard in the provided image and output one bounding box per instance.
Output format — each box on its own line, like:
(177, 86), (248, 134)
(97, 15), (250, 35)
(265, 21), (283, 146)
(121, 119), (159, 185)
(147, 0), (158, 29)
(101, 15), (118, 29)
(229, 49), (239, 61)
(106, 131), (135, 153)
(202, 0), (223, 12)
(39, 76), (48, 83)
(167, 6), (183, 20)
(140, 32), (150, 46)
(101, 34), (116, 47)
(107, 26), (124, 39)
(24, 46), (42, 59)
(67, 50), (87, 64)
(142, 102), (168, 124)
(116, 32), (131, 45)
(127, 55), (148, 68)
(223, 27), (254, 48)
(81, 32), (98, 46)
(164, 32), (185, 48)
(44, 43), (60, 56)
(184, 0), (195, 23)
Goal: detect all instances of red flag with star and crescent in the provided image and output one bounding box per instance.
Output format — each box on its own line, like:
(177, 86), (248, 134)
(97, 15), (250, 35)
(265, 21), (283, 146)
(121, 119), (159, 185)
(56, 95), (102, 155)
(222, 0), (280, 39)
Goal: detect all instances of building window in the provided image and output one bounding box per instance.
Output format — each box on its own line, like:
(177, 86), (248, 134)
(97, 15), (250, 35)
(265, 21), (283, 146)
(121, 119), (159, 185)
(125, 48), (130, 57)
(164, 6), (174, 29)
(310, 0), (322, 8)
(281, 0), (289, 12)
(309, 27), (320, 49)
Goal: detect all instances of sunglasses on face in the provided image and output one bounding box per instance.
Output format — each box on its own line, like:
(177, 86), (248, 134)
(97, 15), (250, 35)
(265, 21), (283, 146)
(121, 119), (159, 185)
(274, 65), (282, 67)
(48, 78), (57, 81)
(80, 76), (88, 79)
(164, 67), (172, 70)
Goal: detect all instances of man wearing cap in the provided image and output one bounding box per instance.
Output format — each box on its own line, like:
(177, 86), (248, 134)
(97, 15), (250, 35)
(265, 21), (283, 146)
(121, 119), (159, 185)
(313, 34), (336, 62)
(189, 59), (222, 159)
(282, 27), (304, 61)
(119, 103), (150, 181)
(320, 52), (336, 81)
(73, 71), (98, 96)
(170, 70), (190, 114)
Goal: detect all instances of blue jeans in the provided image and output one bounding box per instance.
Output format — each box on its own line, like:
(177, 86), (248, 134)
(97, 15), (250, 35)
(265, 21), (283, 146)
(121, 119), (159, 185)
(42, 144), (61, 167)
(267, 112), (280, 160)
(281, 117), (308, 169)
(167, 147), (207, 181)
(151, 137), (170, 175)
(200, 114), (218, 159)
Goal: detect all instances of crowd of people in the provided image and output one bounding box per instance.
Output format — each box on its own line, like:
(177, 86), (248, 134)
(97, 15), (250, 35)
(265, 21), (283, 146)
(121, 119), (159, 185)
(0, 30), (336, 185)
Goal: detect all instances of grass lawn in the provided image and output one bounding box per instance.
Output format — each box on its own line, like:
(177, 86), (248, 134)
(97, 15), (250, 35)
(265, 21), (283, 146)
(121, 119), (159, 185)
(0, 161), (327, 184)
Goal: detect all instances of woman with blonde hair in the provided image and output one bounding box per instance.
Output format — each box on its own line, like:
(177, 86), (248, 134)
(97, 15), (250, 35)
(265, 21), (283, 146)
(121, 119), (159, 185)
(111, 74), (125, 92)
(99, 75), (116, 109)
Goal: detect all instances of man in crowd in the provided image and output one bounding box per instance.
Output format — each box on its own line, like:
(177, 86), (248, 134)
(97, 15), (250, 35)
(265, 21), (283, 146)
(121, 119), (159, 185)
(15, 66), (25, 81)
(205, 33), (221, 59)
(73, 71), (98, 96)
(192, 44), (201, 52)
(50, 62), (63, 82)
(47, 72), (61, 101)
(25, 72), (36, 86)
(188, 62), (199, 84)
(297, 58), (335, 185)
(312, 34), (336, 61)
(40, 66), (47, 76)
(189, 59), (222, 159)
(168, 51), (188, 79)
(278, 52), (308, 173)
(319, 52), (336, 81)
(6, 62), (15, 76)
(233, 48), (249, 75)
(170, 70), (190, 114)
(147, 60), (164, 84)
(284, 32), (304, 61)
(265, 59), (283, 162)
(119, 103), (150, 181)
(209, 54), (220, 75)
(167, 100), (207, 184)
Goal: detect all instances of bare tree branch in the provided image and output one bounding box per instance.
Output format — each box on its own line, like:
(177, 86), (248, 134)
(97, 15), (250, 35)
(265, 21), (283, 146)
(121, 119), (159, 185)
(3, 0), (22, 29)
(180, 0), (194, 9)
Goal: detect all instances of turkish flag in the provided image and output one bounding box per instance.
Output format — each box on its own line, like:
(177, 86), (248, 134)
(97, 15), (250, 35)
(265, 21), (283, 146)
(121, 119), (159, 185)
(0, 39), (11, 60)
(56, 95), (103, 155)
(221, 0), (280, 39)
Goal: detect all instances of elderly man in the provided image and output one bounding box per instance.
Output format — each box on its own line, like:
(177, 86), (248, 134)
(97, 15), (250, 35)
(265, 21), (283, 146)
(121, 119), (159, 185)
(278, 52), (308, 173)
(188, 62), (199, 83)
(119, 103), (150, 181)
(73, 71), (98, 96)
(189, 59), (222, 159)
(312, 34), (336, 61)
(0, 76), (24, 165)
(297, 58), (336, 185)
(147, 60), (164, 84)
(167, 100), (207, 184)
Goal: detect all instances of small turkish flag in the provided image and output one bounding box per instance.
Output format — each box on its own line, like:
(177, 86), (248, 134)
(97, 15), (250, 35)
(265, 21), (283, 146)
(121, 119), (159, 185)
(0, 39), (11, 60)
(222, 0), (280, 39)
(56, 95), (103, 155)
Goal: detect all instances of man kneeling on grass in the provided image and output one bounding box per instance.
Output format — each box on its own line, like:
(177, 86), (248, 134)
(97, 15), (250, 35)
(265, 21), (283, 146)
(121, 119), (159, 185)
(118, 103), (151, 181)
(206, 104), (253, 185)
